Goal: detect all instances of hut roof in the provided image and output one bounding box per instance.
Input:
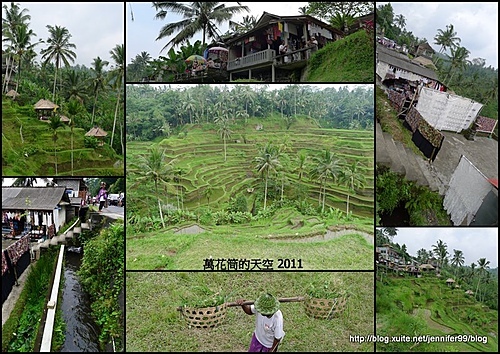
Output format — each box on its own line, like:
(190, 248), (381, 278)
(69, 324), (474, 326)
(6, 89), (19, 98)
(34, 99), (59, 110)
(419, 263), (435, 270)
(59, 115), (70, 122)
(2, 186), (70, 211)
(465, 290), (474, 295)
(85, 126), (108, 137)
(446, 278), (455, 283)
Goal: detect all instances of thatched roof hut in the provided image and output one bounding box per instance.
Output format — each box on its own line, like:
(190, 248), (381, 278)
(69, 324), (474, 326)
(6, 89), (19, 99)
(59, 115), (71, 123)
(34, 99), (58, 110)
(85, 126), (107, 146)
(419, 264), (435, 270)
(446, 278), (455, 283)
(85, 126), (107, 137)
(34, 99), (59, 120)
(465, 290), (474, 295)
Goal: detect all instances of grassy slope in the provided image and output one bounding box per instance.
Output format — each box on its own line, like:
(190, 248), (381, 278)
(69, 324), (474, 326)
(305, 29), (374, 82)
(126, 272), (374, 352)
(376, 275), (498, 352)
(2, 99), (123, 175)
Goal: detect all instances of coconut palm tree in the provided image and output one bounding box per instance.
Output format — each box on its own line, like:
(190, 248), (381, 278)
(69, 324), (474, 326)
(255, 143), (281, 210)
(109, 44), (124, 149)
(203, 185), (213, 206)
(217, 118), (232, 162)
(311, 150), (342, 213)
(445, 45), (471, 83)
(48, 115), (65, 175)
(451, 249), (465, 279)
(40, 25), (77, 102)
(434, 24), (460, 55)
(152, 2), (249, 52)
(432, 239), (449, 271)
(340, 161), (366, 216)
(394, 14), (406, 31)
(475, 257), (490, 300)
(130, 145), (174, 228)
(90, 56), (109, 126)
(2, 2), (31, 94)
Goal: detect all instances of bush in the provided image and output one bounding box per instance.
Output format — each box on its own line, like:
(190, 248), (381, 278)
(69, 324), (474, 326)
(84, 136), (99, 149)
(228, 194), (247, 213)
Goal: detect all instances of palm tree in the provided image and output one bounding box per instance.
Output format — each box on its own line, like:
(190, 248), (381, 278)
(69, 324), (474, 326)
(130, 145), (174, 228)
(445, 45), (471, 83)
(2, 2), (31, 94)
(434, 24), (460, 55)
(451, 249), (465, 279)
(295, 151), (309, 181)
(48, 115), (65, 175)
(255, 143), (281, 210)
(475, 257), (490, 300)
(40, 25), (77, 102)
(152, 2), (249, 52)
(90, 56), (109, 126)
(62, 69), (89, 104)
(432, 239), (449, 272)
(311, 150), (342, 213)
(340, 161), (367, 215)
(217, 118), (232, 162)
(394, 14), (406, 30)
(203, 185), (213, 206)
(228, 14), (258, 35)
(109, 44), (124, 149)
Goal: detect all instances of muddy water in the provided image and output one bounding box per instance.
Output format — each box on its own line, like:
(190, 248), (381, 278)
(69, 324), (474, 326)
(59, 251), (101, 352)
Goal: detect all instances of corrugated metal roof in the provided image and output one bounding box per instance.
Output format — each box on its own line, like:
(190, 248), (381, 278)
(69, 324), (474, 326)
(377, 44), (438, 81)
(2, 187), (69, 211)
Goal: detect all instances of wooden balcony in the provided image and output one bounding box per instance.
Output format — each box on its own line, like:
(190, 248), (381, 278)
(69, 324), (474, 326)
(227, 49), (275, 71)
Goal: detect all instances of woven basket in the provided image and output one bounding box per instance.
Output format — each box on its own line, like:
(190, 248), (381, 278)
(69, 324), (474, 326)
(304, 296), (347, 319)
(181, 303), (227, 328)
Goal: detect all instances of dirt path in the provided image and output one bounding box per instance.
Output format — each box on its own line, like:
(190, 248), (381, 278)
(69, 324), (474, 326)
(413, 308), (453, 334)
(269, 228), (373, 244)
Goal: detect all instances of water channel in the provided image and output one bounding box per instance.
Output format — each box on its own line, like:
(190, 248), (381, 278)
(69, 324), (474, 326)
(58, 249), (101, 352)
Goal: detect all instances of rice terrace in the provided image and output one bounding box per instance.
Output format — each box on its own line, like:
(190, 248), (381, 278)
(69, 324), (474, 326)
(126, 84), (374, 270)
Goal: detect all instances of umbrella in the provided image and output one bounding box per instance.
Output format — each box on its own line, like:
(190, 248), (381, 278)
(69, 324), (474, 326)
(185, 55), (206, 64)
(208, 46), (228, 53)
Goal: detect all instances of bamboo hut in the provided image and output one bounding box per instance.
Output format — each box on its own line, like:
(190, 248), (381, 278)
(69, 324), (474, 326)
(85, 126), (108, 146)
(34, 99), (59, 120)
(5, 89), (19, 100)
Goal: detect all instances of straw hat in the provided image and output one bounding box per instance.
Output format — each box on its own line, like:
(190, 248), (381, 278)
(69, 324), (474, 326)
(254, 293), (280, 315)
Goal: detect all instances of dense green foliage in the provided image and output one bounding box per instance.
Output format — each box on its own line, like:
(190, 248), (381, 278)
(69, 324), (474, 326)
(78, 222), (124, 351)
(2, 247), (58, 352)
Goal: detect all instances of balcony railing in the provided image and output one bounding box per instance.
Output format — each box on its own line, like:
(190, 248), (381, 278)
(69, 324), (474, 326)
(227, 49), (275, 71)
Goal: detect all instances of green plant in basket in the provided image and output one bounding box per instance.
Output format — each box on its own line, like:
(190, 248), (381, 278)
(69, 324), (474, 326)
(180, 285), (228, 308)
(307, 278), (347, 300)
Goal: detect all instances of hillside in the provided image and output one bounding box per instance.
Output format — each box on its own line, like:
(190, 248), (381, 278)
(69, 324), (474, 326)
(127, 116), (374, 218)
(126, 116), (374, 270)
(376, 275), (498, 352)
(2, 99), (124, 175)
(304, 29), (374, 82)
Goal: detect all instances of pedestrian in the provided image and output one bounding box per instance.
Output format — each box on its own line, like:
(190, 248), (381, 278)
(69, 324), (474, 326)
(97, 182), (108, 212)
(236, 293), (285, 352)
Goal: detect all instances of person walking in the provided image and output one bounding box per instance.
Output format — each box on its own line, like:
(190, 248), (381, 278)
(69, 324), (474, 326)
(97, 182), (108, 212)
(236, 293), (285, 352)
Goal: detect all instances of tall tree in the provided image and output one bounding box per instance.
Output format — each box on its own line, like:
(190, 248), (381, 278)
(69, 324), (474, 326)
(451, 249), (465, 279)
(48, 115), (65, 175)
(130, 145), (173, 228)
(311, 150), (342, 213)
(340, 161), (366, 216)
(432, 239), (449, 272)
(90, 56), (109, 126)
(152, 2), (249, 52)
(40, 25), (77, 102)
(217, 118), (232, 162)
(109, 44), (124, 149)
(434, 24), (461, 55)
(255, 143), (281, 210)
(2, 2), (31, 93)
(475, 257), (490, 300)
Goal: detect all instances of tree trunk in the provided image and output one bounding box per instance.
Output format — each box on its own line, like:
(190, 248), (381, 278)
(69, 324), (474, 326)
(264, 173), (268, 210)
(223, 135), (227, 161)
(158, 197), (165, 228)
(52, 65), (58, 102)
(91, 92), (98, 126)
(111, 87), (120, 148)
(346, 194), (350, 215)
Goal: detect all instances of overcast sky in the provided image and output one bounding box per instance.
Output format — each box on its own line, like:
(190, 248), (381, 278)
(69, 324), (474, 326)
(126, 2), (307, 64)
(3, 2), (124, 68)
(378, 2), (498, 69)
(384, 227), (498, 268)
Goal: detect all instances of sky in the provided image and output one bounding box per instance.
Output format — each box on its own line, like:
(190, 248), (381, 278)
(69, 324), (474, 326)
(126, 2), (308, 64)
(2, 2), (124, 68)
(384, 227), (499, 268)
(378, 2), (498, 69)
